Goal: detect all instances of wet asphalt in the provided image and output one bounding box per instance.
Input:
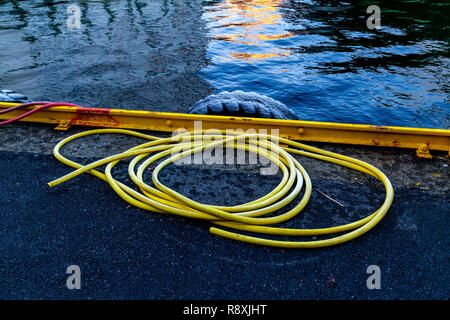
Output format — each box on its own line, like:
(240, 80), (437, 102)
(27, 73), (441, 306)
(0, 150), (448, 300)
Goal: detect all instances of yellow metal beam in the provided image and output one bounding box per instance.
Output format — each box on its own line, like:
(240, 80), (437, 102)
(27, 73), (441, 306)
(0, 102), (449, 157)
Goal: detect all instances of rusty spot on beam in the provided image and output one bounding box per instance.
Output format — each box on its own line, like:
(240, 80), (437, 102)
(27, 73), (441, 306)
(371, 125), (389, 130)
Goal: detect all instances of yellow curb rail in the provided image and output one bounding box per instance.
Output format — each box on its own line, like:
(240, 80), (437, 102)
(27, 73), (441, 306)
(1, 102), (449, 158)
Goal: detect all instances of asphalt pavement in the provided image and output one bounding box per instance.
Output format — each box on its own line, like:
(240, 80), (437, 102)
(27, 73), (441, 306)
(0, 150), (448, 299)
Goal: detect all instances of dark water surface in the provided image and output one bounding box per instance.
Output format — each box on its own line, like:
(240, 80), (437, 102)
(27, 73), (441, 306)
(0, 0), (448, 128)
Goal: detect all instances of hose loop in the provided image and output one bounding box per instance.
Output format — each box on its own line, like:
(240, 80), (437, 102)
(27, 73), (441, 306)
(49, 128), (394, 248)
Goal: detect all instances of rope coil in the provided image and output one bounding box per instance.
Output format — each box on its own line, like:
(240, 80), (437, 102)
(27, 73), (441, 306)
(49, 128), (394, 248)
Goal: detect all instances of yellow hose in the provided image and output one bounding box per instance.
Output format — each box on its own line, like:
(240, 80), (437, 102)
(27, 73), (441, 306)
(48, 128), (394, 248)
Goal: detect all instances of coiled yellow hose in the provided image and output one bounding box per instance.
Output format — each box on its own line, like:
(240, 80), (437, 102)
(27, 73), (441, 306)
(48, 128), (394, 248)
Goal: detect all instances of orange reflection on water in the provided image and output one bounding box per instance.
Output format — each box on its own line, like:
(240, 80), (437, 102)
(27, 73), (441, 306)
(216, 32), (293, 46)
(230, 51), (290, 62)
(206, 0), (292, 62)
